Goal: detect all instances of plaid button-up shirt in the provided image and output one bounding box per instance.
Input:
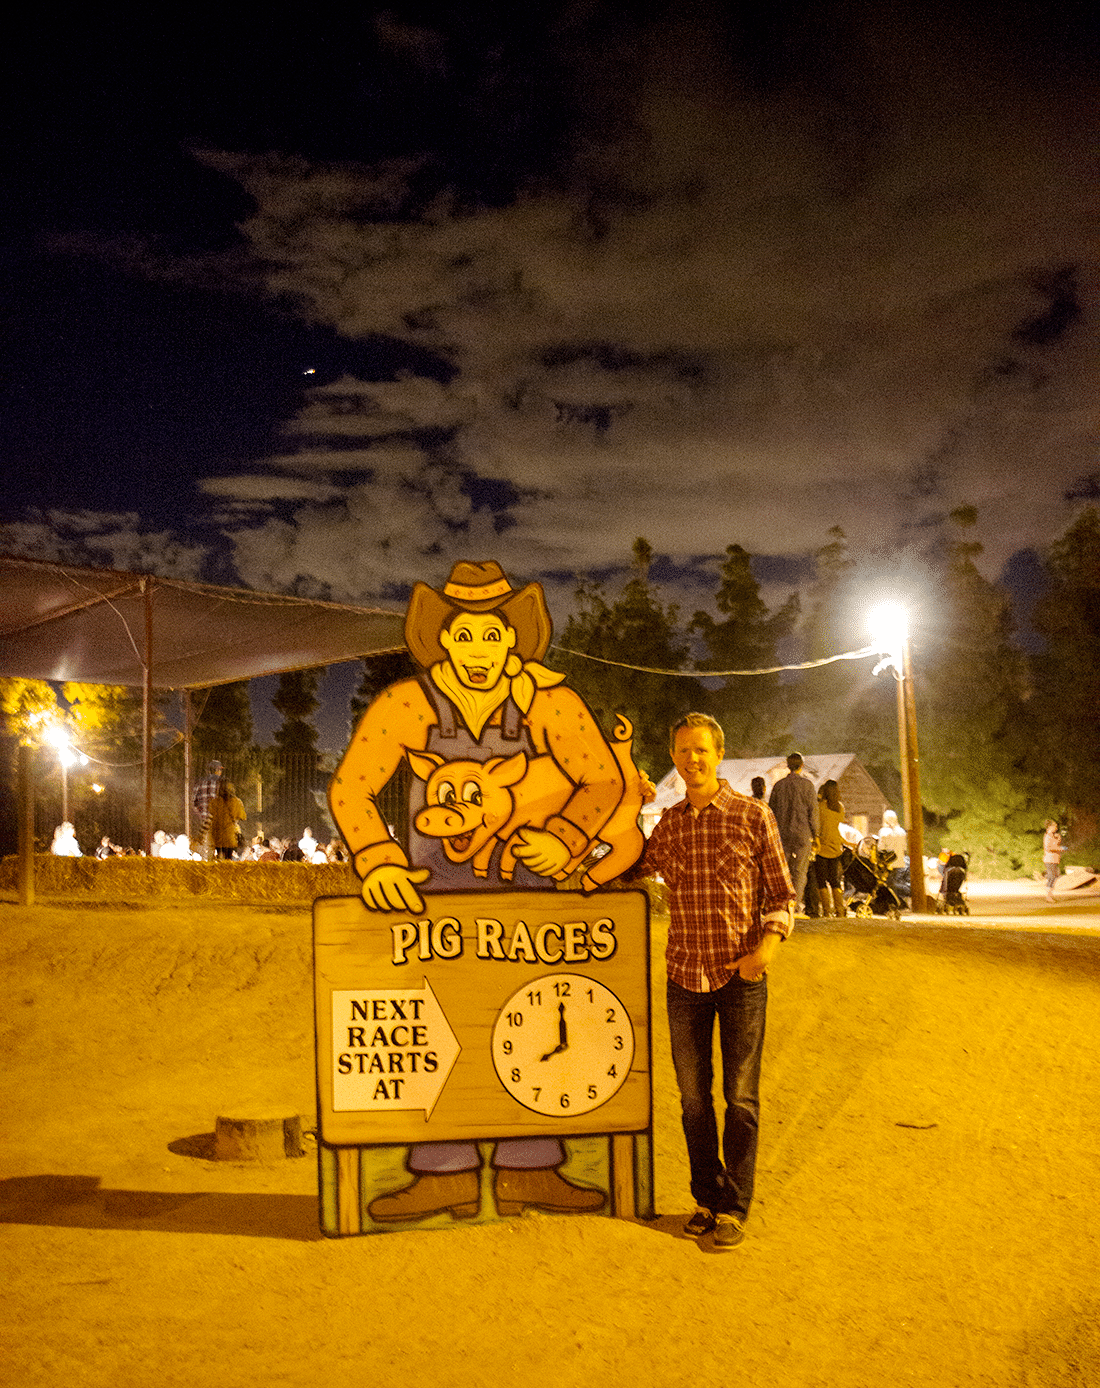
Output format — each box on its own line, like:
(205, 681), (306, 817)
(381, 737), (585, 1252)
(192, 774), (221, 821)
(641, 780), (794, 992)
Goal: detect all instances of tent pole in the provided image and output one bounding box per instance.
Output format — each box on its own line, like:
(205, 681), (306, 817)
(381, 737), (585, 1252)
(17, 741), (35, 906)
(184, 689), (193, 844)
(142, 577), (153, 855)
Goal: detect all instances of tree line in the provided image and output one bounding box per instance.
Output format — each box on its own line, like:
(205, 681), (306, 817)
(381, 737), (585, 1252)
(3, 505), (1097, 874)
(545, 511), (1100, 878)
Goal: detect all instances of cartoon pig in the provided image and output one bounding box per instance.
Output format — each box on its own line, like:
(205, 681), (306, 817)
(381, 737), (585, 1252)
(407, 716), (645, 891)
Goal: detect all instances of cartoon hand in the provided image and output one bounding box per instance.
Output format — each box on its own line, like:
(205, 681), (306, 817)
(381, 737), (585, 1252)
(511, 829), (572, 877)
(639, 772), (658, 805)
(361, 865), (431, 913)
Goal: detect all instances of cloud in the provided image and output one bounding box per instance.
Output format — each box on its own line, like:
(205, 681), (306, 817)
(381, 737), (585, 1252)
(0, 511), (209, 578)
(190, 3), (1099, 612)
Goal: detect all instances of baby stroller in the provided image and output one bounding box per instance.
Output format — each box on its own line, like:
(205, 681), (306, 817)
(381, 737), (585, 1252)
(843, 839), (904, 920)
(935, 852), (970, 915)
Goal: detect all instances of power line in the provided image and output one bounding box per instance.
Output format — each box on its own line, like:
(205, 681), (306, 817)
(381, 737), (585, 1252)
(548, 643), (880, 678)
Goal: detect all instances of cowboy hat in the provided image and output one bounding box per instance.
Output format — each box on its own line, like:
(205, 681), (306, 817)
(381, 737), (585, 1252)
(404, 561), (552, 669)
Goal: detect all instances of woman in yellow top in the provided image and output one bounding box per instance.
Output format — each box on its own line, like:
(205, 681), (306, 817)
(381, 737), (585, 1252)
(210, 781), (246, 860)
(813, 779), (848, 917)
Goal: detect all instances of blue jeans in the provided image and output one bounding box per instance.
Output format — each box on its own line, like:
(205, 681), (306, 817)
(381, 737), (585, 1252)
(666, 974), (767, 1219)
(785, 843), (813, 910)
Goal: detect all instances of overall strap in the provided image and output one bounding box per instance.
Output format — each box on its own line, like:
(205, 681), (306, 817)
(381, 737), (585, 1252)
(418, 675), (457, 740)
(500, 694), (524, 743)
(419, 673), (526, 746)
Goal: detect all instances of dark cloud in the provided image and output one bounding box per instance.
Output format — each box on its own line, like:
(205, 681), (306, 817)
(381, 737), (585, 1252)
(3, 2), (1097, 629)
(189, 2), (1097, 606)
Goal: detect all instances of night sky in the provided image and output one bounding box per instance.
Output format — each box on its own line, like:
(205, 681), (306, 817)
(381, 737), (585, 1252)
(3, 3), (1098, 652)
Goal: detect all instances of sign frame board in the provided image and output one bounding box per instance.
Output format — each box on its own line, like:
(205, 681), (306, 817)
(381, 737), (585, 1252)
(313, 888), (653, 1234)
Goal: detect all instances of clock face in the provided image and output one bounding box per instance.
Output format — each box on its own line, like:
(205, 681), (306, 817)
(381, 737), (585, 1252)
(490, 973), (635, 1117)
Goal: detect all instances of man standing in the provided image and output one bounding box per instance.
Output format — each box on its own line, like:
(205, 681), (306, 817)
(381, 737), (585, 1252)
(768, 752), (818, 914)
(191, 759), (223, 862)
(633, 713), (793, 1249)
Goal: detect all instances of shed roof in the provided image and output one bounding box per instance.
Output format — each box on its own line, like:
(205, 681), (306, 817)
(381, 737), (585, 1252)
(644, 754), (893, 833)
(647, 753), (869, 811)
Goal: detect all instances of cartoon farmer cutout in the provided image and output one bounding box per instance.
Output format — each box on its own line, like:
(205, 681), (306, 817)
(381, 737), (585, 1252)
(329, 560), (646, 1222)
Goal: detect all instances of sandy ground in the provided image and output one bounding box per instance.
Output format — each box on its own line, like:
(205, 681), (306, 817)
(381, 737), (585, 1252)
(1, 883), (1098, 1388)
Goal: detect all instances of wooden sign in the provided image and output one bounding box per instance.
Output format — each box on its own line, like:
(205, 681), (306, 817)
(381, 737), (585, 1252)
(318, 561), (654, 1234)
(315, 889), (650, 1147)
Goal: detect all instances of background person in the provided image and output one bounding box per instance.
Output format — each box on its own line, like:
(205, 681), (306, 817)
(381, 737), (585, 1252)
(1043, 819), (1065, 903)
(191, 760), (223, 861)
(813, 779), (848, 917)
(210, 780), (246, 860)
(877, 809), (907, 867)
(768, 752), (818, 915)
(51, 822), (82, 857)
(877, 808), (909, 902)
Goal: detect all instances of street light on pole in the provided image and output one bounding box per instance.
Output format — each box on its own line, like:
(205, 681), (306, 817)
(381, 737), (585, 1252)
(870, 603), (927, 913)
(46, 725), (88, 828)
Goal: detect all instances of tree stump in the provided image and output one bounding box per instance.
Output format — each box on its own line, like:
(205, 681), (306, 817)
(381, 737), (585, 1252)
(213, 1111), (305, 1161)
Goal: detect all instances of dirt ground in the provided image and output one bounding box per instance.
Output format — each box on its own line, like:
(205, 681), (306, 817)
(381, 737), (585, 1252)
(1, 889), (1098, 1388)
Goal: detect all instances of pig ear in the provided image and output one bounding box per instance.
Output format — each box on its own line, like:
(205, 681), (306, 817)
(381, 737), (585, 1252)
(486, 750), (528, 786)
(407, 749), (445, 782)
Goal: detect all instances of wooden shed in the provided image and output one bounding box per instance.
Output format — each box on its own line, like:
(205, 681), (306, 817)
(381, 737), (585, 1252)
(644, 753), (894, 839)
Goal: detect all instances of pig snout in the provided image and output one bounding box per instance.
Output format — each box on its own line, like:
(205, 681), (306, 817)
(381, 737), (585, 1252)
(415, 804), (477, 837)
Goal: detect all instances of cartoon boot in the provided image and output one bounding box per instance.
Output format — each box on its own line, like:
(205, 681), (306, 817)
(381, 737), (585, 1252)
(493, 1163), (606, 1216)
(367, 1168), (480, 1223)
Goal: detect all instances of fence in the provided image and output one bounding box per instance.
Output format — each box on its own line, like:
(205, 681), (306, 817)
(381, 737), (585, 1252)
(20, 745), (410, 859)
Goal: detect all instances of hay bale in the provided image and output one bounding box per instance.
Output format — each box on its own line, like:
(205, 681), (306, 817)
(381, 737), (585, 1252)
(0, 854), (358, 904)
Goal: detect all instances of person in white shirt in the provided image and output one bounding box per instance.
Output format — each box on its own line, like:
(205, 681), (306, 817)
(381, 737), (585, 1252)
(877, 809), (907, 867)
(51, 823), (82, 857)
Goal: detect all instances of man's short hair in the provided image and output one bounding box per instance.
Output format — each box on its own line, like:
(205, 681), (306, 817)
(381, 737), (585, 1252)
(786, 752), (803, 771)
(670, 712), (725, 758)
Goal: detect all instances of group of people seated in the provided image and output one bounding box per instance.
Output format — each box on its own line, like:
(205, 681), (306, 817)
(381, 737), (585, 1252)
(151, 831), (202, 859)
(178, 827), (349, 861)
(49, 820), (347, 863)
(233, 828), (347, 864)
(149, 825), (347, 863)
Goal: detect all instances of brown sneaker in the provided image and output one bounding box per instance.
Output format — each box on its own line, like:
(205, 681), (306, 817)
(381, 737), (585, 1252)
(713, 1213), (746, 1249)
(683, 1207), (716, 1237)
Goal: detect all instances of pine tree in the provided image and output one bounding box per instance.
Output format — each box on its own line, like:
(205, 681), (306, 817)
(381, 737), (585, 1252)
(1028, 506), (1100, 850)
(191, 682), (254, 763)
(550, 539), (702, 778)
(351, 651), (418, 729)
(915, 507), (1038, 874)
(269, 668), (325, 839)
(690, 544), (798, 756)
(272, 670), (323, 755)
(786, 527), (890, 765)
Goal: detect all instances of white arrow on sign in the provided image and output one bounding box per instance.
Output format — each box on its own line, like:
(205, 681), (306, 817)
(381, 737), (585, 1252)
(330, 979), (461, 1118)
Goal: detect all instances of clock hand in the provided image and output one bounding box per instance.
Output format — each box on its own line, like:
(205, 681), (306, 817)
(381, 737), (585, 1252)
(540, 1002), (569, 1061)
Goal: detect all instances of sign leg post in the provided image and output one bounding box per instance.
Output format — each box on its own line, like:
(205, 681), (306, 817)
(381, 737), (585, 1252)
(336, 1147), (361, 1235)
